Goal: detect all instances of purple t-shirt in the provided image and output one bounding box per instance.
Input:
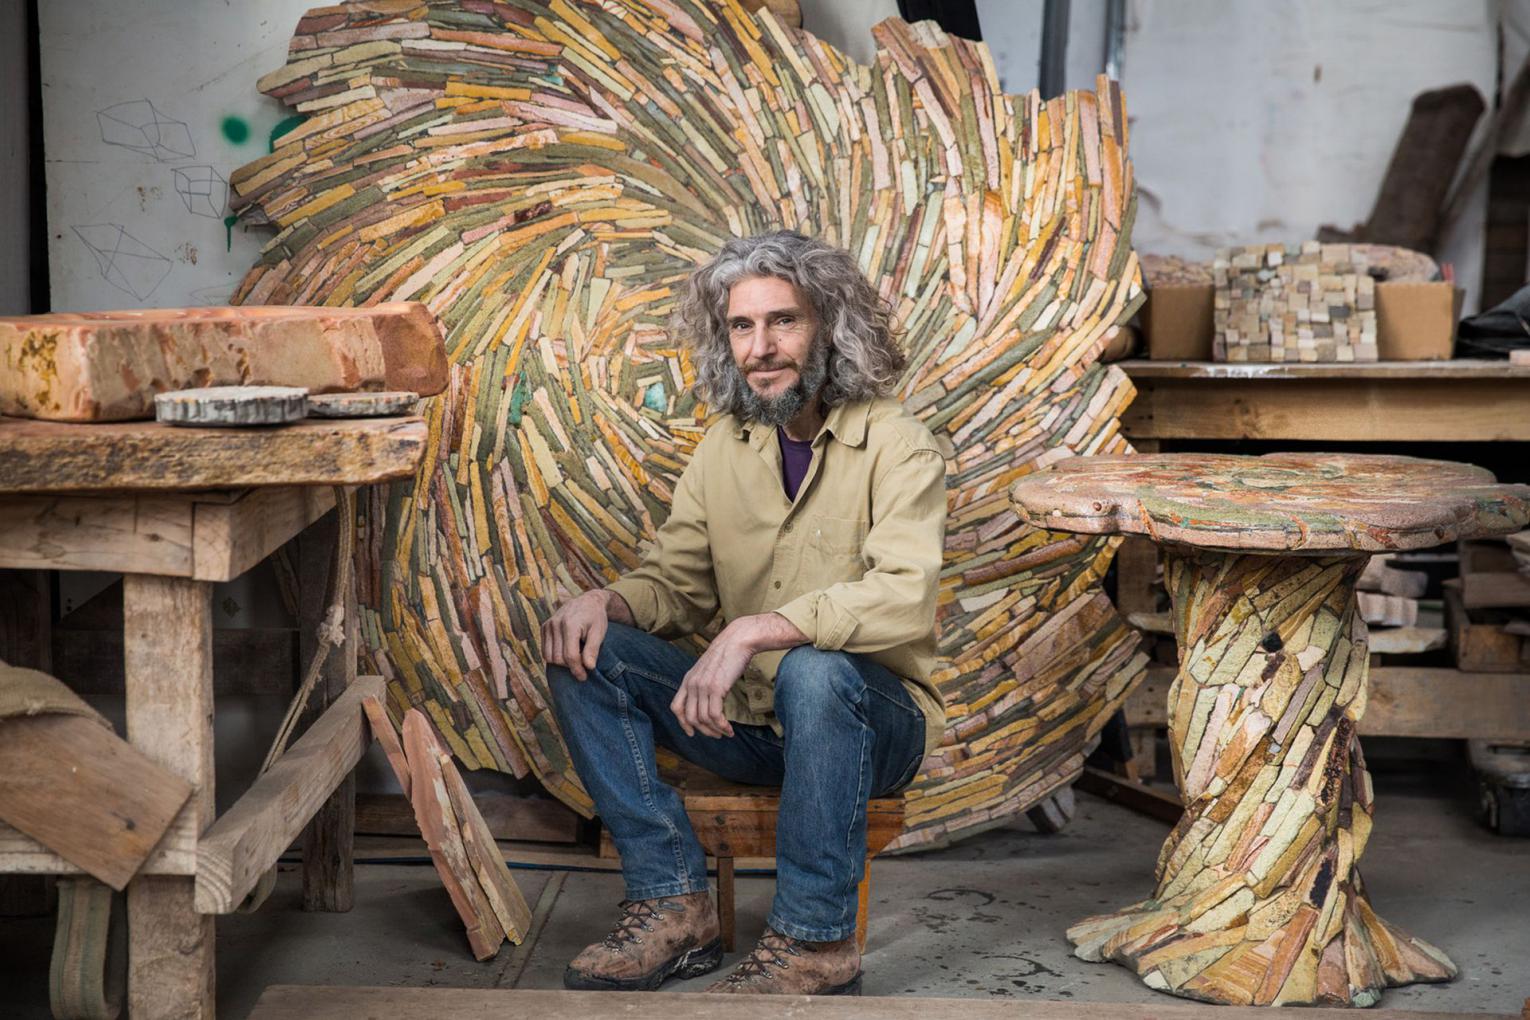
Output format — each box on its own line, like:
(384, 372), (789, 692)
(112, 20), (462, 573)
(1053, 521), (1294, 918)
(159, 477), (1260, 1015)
(777, 428), (814, 501)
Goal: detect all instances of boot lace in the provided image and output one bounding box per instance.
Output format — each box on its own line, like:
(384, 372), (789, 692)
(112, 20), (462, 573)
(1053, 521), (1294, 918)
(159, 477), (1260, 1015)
(725, 929), (804, 983)
(601, 898), (679, 950)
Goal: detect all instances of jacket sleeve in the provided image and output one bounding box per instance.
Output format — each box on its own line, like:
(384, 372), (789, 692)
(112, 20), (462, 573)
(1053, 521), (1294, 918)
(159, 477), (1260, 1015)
(605, 438), (719, 638)
(774, 446), (946, 653)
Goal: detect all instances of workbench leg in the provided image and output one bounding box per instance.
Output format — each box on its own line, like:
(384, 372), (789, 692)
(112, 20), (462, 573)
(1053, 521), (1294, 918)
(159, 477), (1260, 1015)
(298, 509), (357, 912)
(124, 575), (215, 1020)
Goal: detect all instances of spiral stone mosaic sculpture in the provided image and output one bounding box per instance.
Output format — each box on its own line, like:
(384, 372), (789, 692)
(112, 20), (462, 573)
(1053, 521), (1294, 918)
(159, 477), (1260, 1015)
(231, 0), (1148, 848)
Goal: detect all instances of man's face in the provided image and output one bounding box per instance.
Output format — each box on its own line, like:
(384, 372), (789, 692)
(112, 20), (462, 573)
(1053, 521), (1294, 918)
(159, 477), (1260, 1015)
(727, 275), (818, 399)
(725, 275), (828, 426)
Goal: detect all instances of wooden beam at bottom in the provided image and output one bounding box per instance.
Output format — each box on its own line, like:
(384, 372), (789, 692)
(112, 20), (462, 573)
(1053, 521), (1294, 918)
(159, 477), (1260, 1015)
(1074, 766), (1182, 825)
(195, 676), (384, 914)
(247, 986), (1514, 1020)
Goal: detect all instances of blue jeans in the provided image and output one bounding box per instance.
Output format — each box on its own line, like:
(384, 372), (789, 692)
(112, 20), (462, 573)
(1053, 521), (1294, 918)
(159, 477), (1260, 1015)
(548, 623), (927, 942)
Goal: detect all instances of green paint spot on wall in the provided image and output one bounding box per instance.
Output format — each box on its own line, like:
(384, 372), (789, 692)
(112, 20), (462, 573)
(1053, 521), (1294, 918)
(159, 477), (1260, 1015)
(221, 116), (251, 145)
(643, 382), (667, 412)
(269, 114), (307, 152)
(223, 214), (238, 251)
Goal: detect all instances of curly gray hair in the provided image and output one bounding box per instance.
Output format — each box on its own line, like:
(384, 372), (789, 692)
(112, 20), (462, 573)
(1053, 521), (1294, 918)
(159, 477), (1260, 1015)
(671, 231), (907, 415)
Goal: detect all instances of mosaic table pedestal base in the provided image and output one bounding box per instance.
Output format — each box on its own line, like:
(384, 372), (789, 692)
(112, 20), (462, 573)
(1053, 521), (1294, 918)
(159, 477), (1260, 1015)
(1009, 452), (1530, 1007)
(1066, 548), (1453, 1006)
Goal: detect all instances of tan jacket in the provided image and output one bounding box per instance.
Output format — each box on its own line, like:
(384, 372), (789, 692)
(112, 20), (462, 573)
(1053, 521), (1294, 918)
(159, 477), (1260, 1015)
(607, 396), (948, 757)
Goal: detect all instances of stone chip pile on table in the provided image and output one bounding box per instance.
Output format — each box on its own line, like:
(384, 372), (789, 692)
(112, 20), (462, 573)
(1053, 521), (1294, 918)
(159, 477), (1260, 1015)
(1213, 242), (1378, 363)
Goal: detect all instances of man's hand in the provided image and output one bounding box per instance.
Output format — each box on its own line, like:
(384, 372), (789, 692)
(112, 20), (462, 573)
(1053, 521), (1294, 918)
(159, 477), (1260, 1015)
(541, 590), (632, 681)
(671, 612), (809, 739)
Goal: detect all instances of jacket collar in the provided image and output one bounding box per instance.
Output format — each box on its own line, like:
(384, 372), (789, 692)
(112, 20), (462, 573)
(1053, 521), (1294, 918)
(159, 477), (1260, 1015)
(731, 398), (873, 450)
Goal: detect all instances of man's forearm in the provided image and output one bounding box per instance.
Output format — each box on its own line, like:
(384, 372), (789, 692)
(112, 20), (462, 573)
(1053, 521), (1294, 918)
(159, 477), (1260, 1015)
(733, 611), (810, 654)
(601, 588), (636, 627)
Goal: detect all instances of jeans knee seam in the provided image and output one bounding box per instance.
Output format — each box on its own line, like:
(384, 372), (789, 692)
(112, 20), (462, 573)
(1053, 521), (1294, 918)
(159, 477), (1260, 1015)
(835, 725), (871, 932)
(615, 687), (695, 888)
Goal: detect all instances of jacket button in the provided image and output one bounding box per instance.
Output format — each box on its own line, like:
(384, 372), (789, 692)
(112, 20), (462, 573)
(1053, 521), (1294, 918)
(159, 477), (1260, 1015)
(773, 580), (782, 589)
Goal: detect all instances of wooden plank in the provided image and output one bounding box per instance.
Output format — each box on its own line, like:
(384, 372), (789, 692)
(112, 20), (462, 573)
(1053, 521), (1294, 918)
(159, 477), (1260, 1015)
(1074, 766), (1182, 825)
(1121, 378), (1530, 442)
(1446, 579), (1528, 671)
(360, 700), (411, 800)
(403, 710), (506, 960)
(0, 712), (192, 890)
(0, 415), (426, 493)
(1325, 83), (1485, 252)
(439, 751), (533, 941)
(1121, 358), (1530, 380)
(0, 809), (198, 877)
(123, 574), (215, 1020)
(246, 985), (1517, 1020)
(0, 493), (193, 574)
(351, 834), (776, 873)
(192, 485), (337, 582)
(298, 508), (358, 912)
(356, 791), (582, 843)
(1363, 666), (1530, 740)
(194, 675), (383, 915)
(1461, 571), (1530, 610)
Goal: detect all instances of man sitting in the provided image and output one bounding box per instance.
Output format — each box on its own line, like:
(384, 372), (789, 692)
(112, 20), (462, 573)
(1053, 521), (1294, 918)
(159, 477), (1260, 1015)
(543, 230), (947, 996)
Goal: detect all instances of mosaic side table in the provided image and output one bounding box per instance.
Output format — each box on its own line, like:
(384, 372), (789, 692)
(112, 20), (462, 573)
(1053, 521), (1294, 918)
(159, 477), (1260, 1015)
(1010, 453), (1530, 1007)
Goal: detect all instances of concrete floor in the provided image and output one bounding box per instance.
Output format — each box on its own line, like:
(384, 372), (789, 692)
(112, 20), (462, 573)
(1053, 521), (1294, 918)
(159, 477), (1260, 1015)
(3, 763), (1526, 1016)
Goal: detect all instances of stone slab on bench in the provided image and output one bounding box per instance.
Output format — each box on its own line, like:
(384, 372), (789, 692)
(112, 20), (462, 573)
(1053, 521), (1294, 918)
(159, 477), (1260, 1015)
(0, 302), (447, 422)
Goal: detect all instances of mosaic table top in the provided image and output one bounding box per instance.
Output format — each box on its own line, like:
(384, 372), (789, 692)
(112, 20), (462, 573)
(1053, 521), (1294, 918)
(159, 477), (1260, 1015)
(1010, 452), (1530, 553)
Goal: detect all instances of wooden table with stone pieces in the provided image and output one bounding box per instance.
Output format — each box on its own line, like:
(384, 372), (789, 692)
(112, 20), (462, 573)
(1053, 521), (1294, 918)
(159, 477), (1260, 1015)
(0, 413), (426, 1019)
(1010, 453), (1530, 1007)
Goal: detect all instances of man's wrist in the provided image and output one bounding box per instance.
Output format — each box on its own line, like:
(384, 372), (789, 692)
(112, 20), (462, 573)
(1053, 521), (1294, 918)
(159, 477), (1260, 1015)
(731, 611), (807, 655)
(599, 588), (636, 626)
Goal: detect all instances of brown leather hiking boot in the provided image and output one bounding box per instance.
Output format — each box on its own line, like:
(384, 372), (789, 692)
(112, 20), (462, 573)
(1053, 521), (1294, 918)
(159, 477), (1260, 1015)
(563, 891), (722, 991)
(704, 928), (862, 995)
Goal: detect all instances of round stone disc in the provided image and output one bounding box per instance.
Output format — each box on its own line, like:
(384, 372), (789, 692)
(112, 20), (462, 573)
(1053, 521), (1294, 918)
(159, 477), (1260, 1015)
(154, 385), (308, 427)
(306, 391), (420, 418)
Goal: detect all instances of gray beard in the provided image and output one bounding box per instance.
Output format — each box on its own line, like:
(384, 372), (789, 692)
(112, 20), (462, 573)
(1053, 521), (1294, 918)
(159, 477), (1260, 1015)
(735, 338), (830, 427)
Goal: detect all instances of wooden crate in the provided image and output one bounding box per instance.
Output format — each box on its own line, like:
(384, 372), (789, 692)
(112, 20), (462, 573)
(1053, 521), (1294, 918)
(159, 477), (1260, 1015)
(1446, 579), (1530, 672)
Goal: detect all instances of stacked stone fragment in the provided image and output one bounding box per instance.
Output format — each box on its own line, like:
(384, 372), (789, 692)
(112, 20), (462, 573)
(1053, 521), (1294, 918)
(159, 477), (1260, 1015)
(1213, 242), (1378, 363)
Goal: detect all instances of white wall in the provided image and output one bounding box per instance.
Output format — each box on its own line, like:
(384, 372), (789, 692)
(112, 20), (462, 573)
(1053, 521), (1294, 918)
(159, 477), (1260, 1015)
(799, 0), (901, 66)
(826, 0), (1510, 315)
(1119, 0), (1500, 311)
(40, 0), (317, 311)
(975, 0), (1106, 96)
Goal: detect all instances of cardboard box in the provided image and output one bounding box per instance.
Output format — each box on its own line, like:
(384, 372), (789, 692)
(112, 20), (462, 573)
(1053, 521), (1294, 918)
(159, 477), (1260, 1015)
(1140, 281), (1461, 361)
(1141, 285), (1215, 360)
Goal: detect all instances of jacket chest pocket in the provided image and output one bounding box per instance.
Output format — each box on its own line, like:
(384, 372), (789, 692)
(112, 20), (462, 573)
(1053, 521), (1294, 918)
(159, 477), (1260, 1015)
(805, 515), (868, 586)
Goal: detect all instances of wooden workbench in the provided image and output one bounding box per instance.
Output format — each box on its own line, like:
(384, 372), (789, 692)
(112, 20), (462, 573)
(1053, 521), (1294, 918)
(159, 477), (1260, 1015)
(0, 414), (426, 1019)
(1113, 359), (1530, 746)
(1120, 359), (1530, 442)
